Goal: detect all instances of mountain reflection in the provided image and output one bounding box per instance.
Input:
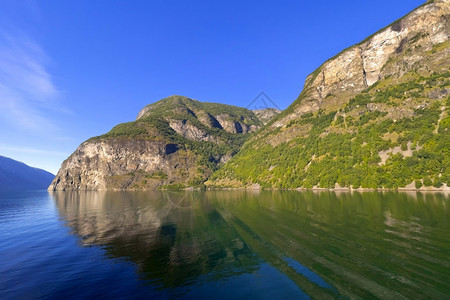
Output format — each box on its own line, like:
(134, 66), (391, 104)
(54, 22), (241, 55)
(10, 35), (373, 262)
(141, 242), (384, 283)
(52, 190), (450, 298)
(52, 191), (259, 288)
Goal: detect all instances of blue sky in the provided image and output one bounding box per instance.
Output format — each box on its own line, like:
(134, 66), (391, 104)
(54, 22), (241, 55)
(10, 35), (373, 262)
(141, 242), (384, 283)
(0, 0), (425, 174)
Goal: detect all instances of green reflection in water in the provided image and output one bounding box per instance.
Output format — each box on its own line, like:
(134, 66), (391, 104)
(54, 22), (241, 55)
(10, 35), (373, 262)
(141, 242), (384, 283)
(52, 190), (450, 299)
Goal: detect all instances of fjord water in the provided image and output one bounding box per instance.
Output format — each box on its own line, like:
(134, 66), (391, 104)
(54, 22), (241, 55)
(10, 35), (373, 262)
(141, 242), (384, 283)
(1, 191), (449, 299)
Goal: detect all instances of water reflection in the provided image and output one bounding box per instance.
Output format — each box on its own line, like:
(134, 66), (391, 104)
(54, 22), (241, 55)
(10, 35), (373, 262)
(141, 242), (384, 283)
(53, 191), (259, 290)
(52, 191), (450, 299)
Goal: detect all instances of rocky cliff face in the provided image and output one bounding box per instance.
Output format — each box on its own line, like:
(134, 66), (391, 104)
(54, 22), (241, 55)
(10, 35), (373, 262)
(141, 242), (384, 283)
(209, 0), (450, 190)
(49, 139), (195, 190)
(49, 96), (279, 190)
(273, 0), (449, 129)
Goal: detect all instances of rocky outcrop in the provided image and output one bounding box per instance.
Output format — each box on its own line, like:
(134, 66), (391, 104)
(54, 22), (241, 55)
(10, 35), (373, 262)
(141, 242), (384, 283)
(274, 0), (449, 128)
(214, 114), (257, 133)
(168, 119), (216, 142)
(48, 139), (195, 190)
(195, 111), (223, 129)
(252, 108), (281, 125)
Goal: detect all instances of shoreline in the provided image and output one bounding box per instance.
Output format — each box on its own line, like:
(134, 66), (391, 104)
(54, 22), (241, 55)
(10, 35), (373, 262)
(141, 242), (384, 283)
(47, 185), (450, 193)
(204, 187), (450, 193)
(204, 182), (450, 193)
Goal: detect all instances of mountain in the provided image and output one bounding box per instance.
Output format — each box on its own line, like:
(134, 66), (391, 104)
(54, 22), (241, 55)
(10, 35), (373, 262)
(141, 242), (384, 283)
(208, 0), (449, 190)
(0, 156), (54, 191)
(50, 1), (448, 191)
(49, 96), (279, 190)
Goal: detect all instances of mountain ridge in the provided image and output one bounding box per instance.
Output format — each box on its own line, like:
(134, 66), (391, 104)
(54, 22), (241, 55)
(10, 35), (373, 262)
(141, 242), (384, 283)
(0, 155), (54, 191)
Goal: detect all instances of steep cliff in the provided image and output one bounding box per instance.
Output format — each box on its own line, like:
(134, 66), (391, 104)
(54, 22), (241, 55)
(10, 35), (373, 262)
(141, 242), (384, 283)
(208, 0), (450, 189)
(49, 96), (279, 190)
(273, 0), (449, 129)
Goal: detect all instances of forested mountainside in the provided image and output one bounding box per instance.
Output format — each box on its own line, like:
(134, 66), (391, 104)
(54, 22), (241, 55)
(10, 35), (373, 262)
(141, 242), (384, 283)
(208, 0), (450, 190)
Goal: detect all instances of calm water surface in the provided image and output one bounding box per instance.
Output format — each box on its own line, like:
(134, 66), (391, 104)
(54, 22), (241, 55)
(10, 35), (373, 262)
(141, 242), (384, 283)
(0, 190), (449, 299)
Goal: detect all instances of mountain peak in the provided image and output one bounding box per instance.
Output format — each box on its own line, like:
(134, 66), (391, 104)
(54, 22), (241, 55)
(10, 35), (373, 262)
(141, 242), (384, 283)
(136, 95), (194, 120)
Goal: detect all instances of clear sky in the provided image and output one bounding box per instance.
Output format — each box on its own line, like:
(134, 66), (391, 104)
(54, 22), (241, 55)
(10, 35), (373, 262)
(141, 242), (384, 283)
(0, 0), (425, 174)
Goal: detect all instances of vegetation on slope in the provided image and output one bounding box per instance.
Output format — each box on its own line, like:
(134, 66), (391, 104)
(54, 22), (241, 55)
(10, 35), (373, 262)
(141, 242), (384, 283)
(208, 70), (450, 189)
(207, 0), (449, 190)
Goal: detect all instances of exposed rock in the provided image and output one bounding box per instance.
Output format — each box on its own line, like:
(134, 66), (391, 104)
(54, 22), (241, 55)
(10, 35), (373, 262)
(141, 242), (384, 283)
(196, 111), (223, 129)
(378, 141), (422, 166)
(48, 139), (191, 190)
(219, 153), (233, 164)
(428, 87), (449, 99)
(136, 104), (153, 120)
(215, 114), (256, 133)
(249, 183), (261, 190)
(252, 108), (281, 125)
(274, 0), (449, 128)
(168, 119), (215, 142)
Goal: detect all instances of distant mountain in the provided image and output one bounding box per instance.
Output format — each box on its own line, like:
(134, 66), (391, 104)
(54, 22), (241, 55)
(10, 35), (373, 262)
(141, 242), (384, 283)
(0, 156), (54, 191)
